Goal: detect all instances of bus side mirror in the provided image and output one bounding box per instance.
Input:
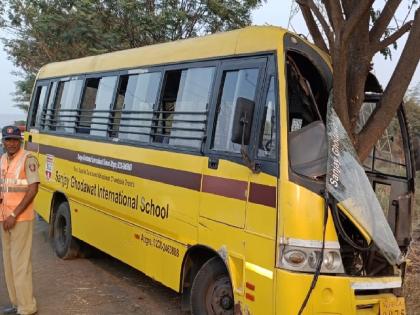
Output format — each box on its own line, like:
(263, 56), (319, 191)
(231, 97), (255, 145)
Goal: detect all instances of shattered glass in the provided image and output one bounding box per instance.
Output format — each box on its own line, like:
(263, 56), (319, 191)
(325, 96), (403, 265)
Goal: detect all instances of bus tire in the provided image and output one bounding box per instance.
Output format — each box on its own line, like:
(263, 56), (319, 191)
(190, 257), (234, 315)
(53, 202), (79, 259)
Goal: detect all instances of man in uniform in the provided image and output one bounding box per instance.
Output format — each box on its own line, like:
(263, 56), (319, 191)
(0, 126), (38, 315)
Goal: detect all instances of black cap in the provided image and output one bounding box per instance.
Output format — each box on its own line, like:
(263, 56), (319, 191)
(2, 125), (22, 140)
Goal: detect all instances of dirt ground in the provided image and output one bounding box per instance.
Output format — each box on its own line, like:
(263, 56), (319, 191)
(405, 176), (420, 315)
(0, 219), (182, 315)
(404, 225), (420, 315)
(0, 219), (419, 314)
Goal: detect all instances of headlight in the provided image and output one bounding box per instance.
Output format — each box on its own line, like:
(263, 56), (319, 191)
(323, 251), (342, 271)
(277, 244), (345, 274)
(284, 249), (307, 267)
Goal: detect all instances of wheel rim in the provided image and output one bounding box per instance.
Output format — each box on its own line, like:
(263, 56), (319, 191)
(56, 214), (68, 247)
(205, 276), (233, 315)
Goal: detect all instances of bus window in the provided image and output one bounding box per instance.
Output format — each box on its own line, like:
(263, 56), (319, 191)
(286, 52), (327, 132)
(359, 102), (407, 177)
(169, 67), (214, 149)
(286, 51), (329, 180)
(118, 72), (161, 142)
(109, 77), (127, 138)
(153, 70), (180, 143)
(153, 67), (214, 148)
(48, 81), (65, 131)
(54, 79), (83, 132)
(373, 115), (407, 177)
(90, 76), (118, 137)
(258, 76), (277, 159)
(30, 85), (48, 128)
(77, 78), (100, 134)
(43, 81), (58, 130)
(212, 68), (259, 153)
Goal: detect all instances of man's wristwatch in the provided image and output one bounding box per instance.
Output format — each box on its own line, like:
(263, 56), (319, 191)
(10, 212), (16, 218)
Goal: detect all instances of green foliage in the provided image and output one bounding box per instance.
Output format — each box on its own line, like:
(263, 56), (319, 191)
(404, 82), (420, 135)
(369, 8), (393, 59)
(369, 0), (417, 60)
(12, 72), (35, 113)
(404, 84), (420, 227)
(1, 0), (263, 112)
(0, 1), (4, 27)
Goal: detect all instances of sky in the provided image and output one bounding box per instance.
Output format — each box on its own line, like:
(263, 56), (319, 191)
(0, 0), (418, 123)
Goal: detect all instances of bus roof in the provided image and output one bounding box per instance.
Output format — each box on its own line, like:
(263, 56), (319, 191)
(37, 26), (288, 79)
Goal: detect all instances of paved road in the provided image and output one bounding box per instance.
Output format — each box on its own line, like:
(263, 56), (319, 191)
(0, 219), (182, 315)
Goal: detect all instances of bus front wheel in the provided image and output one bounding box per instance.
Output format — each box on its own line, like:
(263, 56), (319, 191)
(53, 202), (79, 259)
(190, 257), (234, 315)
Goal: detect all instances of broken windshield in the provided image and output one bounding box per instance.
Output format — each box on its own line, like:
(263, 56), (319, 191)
(325, 96), (403, 265)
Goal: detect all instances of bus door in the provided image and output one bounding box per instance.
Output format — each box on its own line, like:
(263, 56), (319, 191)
(26, 80), (53, 219)
(200, 58), (268, 230)
(26, 80), (51, 154)
(360, 101), (415, 253)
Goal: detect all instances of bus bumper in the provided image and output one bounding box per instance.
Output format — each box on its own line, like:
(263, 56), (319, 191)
(275, 269), (405, 315)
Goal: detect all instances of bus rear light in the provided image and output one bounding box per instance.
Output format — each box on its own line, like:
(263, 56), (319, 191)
(277, 244), (345, 274)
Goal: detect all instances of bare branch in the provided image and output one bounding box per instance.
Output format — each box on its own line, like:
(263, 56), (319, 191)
(343, 0), (374, 42)
(369, 0), (402, 43)
(297, 0), (334, 45)
(322, 0), (335, 29)
(357, 8), (420, 161)
(323, 0), (344, 32)
(340, 0), (353, 17)
(392, 15), (401, 29)
(371, 21), (412, 55)
(401, 0), (417, 26)
(299, 4), (329, 52)
(287, 1), (300, 29)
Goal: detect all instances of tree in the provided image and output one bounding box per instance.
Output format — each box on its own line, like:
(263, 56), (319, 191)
(405, 82), (420, 135)
(403, 84), (420, 228)
(296, 0), (420, 161)
(0, 0), (263, 112)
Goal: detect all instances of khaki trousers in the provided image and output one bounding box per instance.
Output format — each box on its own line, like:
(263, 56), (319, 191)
(1, 220), (37, 315)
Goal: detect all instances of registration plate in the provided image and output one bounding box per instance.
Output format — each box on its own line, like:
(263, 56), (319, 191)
(379, 296), (406, 315)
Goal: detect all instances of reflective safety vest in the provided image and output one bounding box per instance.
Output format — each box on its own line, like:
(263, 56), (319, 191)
(0, 149), (35, 221)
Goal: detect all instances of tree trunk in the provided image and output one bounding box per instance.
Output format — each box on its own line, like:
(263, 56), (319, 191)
(345, 5), (371, 134)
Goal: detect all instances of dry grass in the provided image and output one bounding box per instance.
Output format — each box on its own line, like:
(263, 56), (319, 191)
(404, 173), (420, 315)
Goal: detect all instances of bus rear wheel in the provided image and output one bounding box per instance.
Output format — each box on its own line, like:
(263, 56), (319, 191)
(190, 257), (234, 315)
(53, 202), (80, 259)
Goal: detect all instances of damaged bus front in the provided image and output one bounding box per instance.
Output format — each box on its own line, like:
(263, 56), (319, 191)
(271, 34), (415, 314)
(221, 31), (414, 314)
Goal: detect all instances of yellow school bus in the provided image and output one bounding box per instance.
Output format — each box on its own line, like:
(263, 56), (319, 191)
(25, 26), (416, 314)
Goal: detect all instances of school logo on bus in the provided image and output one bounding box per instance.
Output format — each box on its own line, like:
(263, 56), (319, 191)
(45, 154), (54, 181)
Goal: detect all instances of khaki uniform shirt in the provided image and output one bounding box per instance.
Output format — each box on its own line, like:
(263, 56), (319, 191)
(24, 155), (40, 185)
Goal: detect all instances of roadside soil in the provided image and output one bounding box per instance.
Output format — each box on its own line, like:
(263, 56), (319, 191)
(404, 225), (420, 315)
(0, 219), (419, 314)
(0, 219), (182, 315)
